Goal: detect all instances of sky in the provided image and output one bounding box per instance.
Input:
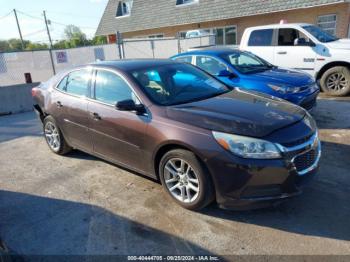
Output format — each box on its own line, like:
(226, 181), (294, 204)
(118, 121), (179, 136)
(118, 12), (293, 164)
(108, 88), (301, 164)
(0, 0), (109, 43)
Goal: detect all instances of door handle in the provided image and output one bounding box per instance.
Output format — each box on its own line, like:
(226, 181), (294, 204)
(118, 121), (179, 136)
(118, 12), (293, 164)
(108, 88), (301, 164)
(277, 51), (287, 55)
(56, 101), (63, 108)
(90, 112), (101, 121)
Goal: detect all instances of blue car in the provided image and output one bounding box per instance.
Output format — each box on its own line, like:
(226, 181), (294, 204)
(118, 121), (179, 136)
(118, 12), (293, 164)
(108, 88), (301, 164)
(171, 48), (319, 110)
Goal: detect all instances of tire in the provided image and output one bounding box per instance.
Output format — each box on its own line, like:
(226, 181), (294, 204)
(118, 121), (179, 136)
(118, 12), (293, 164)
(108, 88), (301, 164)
(320, 66), (350, 96)
(43, 116), (72, 155)
(159, 149), (215, 210)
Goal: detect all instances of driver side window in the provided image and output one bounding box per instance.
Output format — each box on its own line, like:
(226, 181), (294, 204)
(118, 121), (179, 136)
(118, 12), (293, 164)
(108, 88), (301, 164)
(94, 70), (139, 105)
(278, 28), (310, 46)
(195, 56), (228, 75)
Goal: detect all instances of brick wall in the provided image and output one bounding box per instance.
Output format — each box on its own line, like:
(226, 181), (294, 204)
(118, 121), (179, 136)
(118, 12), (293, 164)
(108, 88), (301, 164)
(119, 2), (350, 42)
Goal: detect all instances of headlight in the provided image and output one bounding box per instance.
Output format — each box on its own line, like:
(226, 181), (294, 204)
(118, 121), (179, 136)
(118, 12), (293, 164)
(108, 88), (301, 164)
(267, 83), (301, 94)
(212, 131), (281, 159)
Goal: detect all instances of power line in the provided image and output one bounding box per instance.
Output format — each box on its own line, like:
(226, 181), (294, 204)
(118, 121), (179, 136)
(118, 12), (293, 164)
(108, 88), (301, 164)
(16, 10), (44, 21)
(0, 10), (13, 20)
(16, 9), (97, 30)
(22, 29), (46, 38)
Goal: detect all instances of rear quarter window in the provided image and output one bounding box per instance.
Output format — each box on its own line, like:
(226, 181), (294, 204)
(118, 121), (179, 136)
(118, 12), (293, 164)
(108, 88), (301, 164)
(248, 29), (273, 46)
(173, 56), (193, 64)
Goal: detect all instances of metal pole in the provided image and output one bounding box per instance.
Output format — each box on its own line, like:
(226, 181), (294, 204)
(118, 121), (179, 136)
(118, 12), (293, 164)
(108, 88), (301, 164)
(151, 40), (155, 58)
(117, 31), (123, 59)
(177, 32), (181, 54)
(43, 11), (56, 75)
(13, 9), (24, 50)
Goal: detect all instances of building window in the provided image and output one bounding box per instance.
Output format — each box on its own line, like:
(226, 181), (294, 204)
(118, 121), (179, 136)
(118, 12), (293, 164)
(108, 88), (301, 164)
(178, 26), (236, 44)
(116, 0), (133, 17)
(214, 26), (237, 45)
(176, 0), (198, 6)
(148, 34), (164, 39)
(317, 14), (337, 36)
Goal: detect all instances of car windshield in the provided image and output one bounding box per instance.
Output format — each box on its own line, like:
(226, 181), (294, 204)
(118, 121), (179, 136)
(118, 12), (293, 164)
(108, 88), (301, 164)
(302, 25), (338, 43)
(220, 51), (274, 74)
(129, 63), (231, 106)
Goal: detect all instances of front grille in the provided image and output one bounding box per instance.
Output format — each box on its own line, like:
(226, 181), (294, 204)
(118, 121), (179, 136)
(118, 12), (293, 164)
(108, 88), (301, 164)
(293, 149), (318, 172)
(281, 133), (313, 148)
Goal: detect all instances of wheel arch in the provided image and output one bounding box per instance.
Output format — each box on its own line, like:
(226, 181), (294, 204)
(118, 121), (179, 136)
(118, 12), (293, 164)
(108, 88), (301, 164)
(316, 61), (350, 80)
(153, 141), (213, 184)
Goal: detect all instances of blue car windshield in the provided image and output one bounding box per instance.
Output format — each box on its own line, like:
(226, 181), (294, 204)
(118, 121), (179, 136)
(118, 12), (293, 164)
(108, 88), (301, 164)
(302, 25), (338, 43)
(220, 52), (274, 74)
(129, 63), (231, 106)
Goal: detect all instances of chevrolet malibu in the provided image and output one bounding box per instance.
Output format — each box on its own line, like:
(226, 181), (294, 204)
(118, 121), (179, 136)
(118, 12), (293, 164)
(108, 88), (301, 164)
(32, 60), (321, 210)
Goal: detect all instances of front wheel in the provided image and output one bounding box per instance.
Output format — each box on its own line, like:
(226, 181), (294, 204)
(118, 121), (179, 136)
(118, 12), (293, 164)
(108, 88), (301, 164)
(159, 149), (214, 210)
(43, 116), (72, 155)
(320, 66), (350, 96)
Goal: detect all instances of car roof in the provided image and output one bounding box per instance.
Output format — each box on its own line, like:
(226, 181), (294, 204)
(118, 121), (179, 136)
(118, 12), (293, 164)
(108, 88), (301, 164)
(89, 59), (178, 71)
(173, 47), (240, 57)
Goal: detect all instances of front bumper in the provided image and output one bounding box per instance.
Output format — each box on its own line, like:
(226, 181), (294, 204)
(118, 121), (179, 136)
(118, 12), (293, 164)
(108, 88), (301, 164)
(284, 89), (319, 111)
(206, 132), (321, 210)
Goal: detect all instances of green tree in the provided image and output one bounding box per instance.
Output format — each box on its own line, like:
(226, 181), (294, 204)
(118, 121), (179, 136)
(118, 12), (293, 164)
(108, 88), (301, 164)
(25, 42), (48, 51)
(7, 39), (30, 51)
(63, 25), (87, 47)
(92, 36), (107, 45)
(0, 40), (10, 52)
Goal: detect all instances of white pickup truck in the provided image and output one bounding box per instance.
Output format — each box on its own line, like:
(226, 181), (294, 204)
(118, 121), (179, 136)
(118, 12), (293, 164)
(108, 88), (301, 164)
(240, 23), (350, 96)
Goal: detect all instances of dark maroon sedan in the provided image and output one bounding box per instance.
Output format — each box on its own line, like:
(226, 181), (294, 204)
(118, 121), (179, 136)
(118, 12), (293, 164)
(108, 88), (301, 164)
(32, 59), (321, 210)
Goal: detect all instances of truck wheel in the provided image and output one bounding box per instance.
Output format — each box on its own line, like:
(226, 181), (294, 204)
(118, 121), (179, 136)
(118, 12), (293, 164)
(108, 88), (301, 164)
(320, 66), (350, 96)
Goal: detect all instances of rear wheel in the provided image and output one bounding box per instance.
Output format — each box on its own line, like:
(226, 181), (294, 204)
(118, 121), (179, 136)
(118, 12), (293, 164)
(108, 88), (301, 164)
(43, 116), (72, 155)
(320, 66), (350, 96)
(159, 149), (214, 210)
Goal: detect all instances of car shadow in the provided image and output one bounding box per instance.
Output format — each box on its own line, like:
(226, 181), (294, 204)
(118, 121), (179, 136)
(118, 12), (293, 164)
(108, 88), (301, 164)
(0, 190), (215, 256)
(0, 111), (42, 143)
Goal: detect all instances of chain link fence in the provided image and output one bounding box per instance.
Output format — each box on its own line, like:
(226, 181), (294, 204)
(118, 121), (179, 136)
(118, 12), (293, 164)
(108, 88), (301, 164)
(0, 35), (215, 87)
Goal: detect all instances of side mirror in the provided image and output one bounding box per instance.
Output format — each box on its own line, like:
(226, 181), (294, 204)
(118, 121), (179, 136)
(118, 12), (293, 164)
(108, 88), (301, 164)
(295, 38), (315, 47)
(217, 69), (236, 79)
(116, 99), (146, 115)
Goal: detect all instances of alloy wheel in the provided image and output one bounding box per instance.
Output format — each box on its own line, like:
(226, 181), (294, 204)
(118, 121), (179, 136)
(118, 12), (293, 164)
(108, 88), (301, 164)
(44, 122), (61, 151)
(164, 158), (200, 203)
(326, 72), (348, 92)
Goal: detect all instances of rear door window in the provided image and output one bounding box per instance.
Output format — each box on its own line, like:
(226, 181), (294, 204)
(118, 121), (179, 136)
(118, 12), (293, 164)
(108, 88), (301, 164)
(195, 56), (228, 75)
(173, 56), (193, 64)
(65, 69), (91, 97)
(248, 29), (274, 46)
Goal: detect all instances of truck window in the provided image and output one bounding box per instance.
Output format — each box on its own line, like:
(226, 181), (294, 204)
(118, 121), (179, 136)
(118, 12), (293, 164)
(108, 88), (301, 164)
(248, 29), (273, 46)
(278, 28), (311, 46)
(278, 29), (298, 46)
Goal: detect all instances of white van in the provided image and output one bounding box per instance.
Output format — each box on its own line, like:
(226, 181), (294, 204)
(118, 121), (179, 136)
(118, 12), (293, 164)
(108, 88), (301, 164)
(240, 23), (350, 96)
(185, 30), (210, 39)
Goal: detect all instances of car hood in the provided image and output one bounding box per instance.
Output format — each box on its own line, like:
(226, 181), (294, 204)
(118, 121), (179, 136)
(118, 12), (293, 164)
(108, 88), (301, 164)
(241, 68), (313, 86)
(166, 89), (306, 138)
(325, 39), (350, 50)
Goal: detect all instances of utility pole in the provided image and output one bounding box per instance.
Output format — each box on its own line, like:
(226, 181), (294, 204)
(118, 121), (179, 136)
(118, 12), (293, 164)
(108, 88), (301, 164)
(43, 10), (56, 75)
(13, 9), (25, 50)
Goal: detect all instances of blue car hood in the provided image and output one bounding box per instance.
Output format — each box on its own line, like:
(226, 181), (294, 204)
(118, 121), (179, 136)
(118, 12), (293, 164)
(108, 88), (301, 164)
(241, 68), (313, 87)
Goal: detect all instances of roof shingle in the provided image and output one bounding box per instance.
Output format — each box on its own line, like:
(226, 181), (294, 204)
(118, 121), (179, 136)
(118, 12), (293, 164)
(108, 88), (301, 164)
(96, 0), (346, 36)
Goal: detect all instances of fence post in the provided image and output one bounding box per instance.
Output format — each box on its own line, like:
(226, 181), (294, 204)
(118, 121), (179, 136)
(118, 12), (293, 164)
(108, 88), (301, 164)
(117, 31), (123, 59)
(177, 32), (181, 54)
(150, 40), (155, 58)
